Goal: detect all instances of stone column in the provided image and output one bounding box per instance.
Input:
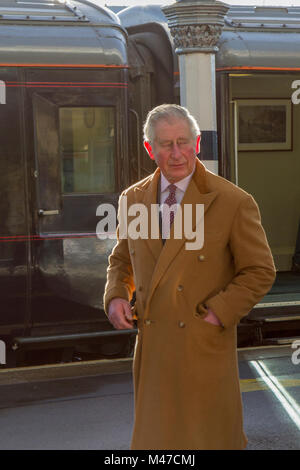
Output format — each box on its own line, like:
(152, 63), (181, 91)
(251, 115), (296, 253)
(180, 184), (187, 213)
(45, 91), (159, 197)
(162, 0), (229, 174)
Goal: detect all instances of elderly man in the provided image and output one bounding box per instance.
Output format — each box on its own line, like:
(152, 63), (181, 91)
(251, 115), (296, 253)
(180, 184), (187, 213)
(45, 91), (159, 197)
(104, 104), (276, 450)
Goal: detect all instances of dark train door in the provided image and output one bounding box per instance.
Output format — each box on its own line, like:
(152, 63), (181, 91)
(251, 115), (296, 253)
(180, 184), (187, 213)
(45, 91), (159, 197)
(24, 68), (129, 335)
(0, 67), (29, 341)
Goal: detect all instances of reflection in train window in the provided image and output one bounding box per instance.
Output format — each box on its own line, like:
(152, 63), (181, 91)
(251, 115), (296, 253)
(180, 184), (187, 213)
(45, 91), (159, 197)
(59, 107), (115, 193)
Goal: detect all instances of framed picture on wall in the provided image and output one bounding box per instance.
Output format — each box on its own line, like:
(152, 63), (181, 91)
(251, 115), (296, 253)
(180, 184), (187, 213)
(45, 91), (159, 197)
(237, 99), (292, 151)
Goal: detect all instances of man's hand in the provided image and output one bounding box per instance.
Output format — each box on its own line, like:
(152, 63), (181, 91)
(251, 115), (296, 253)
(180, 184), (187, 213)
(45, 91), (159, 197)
(108, 298), (134, 330)
(204, 307), (222, 326)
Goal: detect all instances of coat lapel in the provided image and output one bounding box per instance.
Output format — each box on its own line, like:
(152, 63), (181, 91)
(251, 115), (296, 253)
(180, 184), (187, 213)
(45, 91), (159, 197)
(133, 167), (163, 263)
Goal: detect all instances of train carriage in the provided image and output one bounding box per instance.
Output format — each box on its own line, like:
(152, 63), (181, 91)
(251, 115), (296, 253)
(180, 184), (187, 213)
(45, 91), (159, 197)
(0, 0), (299, 366)
(0, 0), (134, 363)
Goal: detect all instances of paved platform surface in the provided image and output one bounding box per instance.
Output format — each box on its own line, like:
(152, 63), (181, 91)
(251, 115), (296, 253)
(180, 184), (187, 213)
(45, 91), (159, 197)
(0, 347), (299, 450)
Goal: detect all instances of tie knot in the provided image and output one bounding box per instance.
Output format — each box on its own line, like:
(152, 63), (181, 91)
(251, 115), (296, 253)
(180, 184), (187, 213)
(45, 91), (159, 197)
(168, 184), (177, 196)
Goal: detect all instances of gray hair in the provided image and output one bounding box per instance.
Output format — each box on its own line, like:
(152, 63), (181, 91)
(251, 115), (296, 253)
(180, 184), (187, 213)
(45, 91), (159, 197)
(143, 104), (200, 144)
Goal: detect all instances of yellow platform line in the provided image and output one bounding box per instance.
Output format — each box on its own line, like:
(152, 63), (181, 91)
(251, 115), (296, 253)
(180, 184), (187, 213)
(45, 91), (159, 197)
(1, 358), (300, 393)
(0, 357), (133, 385)
(240, 378), (300, 393)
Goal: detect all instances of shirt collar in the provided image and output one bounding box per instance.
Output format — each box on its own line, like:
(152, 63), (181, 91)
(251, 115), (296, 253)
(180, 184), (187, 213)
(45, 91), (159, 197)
(160, 163), (196, 193)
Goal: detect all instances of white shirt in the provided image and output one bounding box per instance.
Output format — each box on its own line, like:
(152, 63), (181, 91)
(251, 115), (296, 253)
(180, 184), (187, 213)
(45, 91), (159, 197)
(160, 165), (195, 239)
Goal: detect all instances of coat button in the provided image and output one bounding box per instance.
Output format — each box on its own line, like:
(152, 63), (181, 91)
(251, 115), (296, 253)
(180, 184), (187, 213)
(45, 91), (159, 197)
(178, 321), (185, 328)
(177, 285), (184, 292)
(198, 255), (205, 261)
(145, 319), (151, 326)
(130, 249), (135, 255)
(138, 286), (143, 291)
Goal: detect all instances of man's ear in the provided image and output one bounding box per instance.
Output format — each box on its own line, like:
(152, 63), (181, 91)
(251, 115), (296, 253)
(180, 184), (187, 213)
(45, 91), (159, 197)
(196, 135), (201, 155)
(144, 141), (155, 160)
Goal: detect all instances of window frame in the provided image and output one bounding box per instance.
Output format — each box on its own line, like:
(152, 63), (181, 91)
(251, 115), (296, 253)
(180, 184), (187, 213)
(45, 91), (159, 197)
(58, 104), (117, 196)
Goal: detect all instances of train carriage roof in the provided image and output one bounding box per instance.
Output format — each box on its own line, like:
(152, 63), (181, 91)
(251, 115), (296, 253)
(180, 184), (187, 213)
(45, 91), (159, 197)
(0, 0), (128, 67)
(118, 4), (300, 71)
(219, 6), (300, 70)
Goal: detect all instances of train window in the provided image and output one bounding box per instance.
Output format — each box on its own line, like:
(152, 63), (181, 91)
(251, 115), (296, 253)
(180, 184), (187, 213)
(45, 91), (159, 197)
(59, 107), (115, 194)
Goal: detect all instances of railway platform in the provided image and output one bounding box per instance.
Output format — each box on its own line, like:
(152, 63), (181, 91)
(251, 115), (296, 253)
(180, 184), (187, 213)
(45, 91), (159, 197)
(0, 346), (299, 450)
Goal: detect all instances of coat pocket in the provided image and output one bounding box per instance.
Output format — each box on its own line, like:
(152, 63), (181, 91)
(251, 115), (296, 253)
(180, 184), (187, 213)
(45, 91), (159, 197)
(193, 310), (224, 334)
(195, 302), (224, 332)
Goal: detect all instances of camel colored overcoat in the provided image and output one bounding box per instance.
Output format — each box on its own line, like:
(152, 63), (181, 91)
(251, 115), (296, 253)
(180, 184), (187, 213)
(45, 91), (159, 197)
(104, 159), (276, 450)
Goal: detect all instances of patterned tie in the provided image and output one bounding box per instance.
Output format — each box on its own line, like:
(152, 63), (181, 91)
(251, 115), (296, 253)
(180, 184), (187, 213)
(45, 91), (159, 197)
(164, 183), (177, 227)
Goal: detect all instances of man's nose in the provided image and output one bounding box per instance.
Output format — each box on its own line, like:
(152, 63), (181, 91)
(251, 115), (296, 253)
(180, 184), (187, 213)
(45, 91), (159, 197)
(171, 143), (181, 159)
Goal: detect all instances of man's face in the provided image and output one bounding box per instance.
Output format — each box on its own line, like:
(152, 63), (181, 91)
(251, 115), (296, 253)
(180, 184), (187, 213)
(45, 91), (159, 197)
(151, 117), (197, 183)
